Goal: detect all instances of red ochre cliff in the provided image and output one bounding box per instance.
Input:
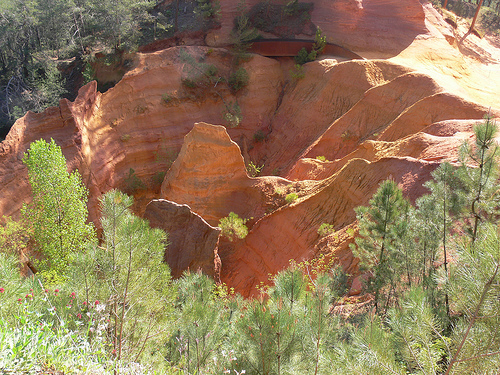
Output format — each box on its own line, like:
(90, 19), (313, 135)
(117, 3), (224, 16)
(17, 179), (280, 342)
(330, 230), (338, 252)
(1, 0), (500, 296)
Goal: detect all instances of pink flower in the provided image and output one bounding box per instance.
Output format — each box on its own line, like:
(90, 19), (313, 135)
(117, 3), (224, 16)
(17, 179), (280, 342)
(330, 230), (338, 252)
(77, 313), (82, 319)
(94, 300), (99, 305)
(17, 298), (22, 303)
(70, 292), (76, 298)
(0, 287), (4, 293)
(54, 289), (59, 293)
(83, 301), (87, 305)
(44, 289), (49, 293)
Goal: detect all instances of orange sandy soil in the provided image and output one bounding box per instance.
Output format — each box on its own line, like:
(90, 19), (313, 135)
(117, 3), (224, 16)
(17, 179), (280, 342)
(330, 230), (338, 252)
(387, 3), (500, 110)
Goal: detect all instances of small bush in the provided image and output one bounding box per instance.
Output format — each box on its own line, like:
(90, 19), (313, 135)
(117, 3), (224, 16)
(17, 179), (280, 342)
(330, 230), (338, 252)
(318, 222), (335, 237)
(219, 212), (248, 241)
(162, 93), (176, 105)
(285, 192), (298, 203)
(294, 27), (326, 65)
(181, 78), (198, 88)
(247, 161), (264, 177)
(151, 171), (166, 188)
(223, 101), (242, 128)
(294, 47), (310, 65)
(228, 67), (250, 93)
(135, 105), (148, 114)
(341, 130), (352, 140)
(290, 64), (305, 80)
(205, 64), (219, 77)
(194, 0), (221, 20)
(124, 168), (146, 194)
(481, 8), (500, 33)
(253, 130), (266, 143)
(316, 155), (328, 162)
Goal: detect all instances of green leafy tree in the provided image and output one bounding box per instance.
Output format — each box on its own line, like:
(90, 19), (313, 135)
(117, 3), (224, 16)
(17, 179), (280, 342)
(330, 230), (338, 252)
(22, 139), (95, 282)
(0, 216), (29, 256)
(351, 179), (411, 313)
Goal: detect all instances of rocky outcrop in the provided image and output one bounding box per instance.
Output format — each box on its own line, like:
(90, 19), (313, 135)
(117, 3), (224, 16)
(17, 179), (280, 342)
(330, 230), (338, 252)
(222, 156), (438, 296)
(0, 83), (98, 221)
(144, 199), (221, 279)
(208, 0), (427, 56)
(1, 0), (500, 296)
(161, 122), (293, 225)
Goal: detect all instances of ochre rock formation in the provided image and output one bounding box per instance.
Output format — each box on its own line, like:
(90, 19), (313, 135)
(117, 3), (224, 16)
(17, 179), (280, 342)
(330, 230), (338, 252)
(222, 157), (438, 296)
(0, 83), (97, 220)
(1, 1), (500, 296)
(208, 0), (426, 56)
(161, 122), (293, 226)
(143, 199), (221, 280)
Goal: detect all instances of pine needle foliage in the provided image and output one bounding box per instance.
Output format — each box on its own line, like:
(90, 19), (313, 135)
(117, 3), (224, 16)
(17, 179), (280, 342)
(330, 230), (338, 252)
(458, 116), (499, 242)
(333, 314), (405, 375)
(351, 179), (411, 313)
(416, 162), (466, 317)
(168, 272), (239, 374)
(388, 288), (448, 375)
(445, 223), (500, 374)
(68, 189), (175, 368)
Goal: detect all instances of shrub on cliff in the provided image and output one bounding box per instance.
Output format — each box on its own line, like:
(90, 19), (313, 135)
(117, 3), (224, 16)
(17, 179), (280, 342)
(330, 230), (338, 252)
(219, 212), (248, 241)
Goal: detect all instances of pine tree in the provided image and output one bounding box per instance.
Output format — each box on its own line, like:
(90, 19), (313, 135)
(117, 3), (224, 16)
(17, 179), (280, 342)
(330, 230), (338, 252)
(68, 189), (175, 367)
(416, 162), (465, 317)
(445, 223), (500, 374)
(459, 117), (499, 243)
(352, 179), (411, 313)
(168, 271), (237, 374)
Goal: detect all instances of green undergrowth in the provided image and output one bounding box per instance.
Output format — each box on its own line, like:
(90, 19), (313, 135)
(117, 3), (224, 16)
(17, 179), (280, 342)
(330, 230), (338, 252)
(2, 118), (500, 373)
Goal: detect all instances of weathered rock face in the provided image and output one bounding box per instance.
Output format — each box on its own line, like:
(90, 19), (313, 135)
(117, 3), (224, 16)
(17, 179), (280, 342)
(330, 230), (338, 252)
(222, 156), (438, 296)
(144, 199), (221, 279)
(161, 122), (293, 226)
(208, 0), (426, 56)
(1, 1), (500, 296)
(0, 83), (98, 221)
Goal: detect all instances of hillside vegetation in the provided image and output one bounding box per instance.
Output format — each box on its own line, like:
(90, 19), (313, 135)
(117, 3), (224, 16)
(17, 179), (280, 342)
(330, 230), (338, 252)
(1, 0), (500, 372)
(2, 118), (500, 373)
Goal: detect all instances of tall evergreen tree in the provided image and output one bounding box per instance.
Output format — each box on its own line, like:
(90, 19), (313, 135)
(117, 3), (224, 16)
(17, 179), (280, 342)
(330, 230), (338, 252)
(459, 117), (499, 243)
(416, 162), (465, 317)
(68, 189), (175, 367)
(352, 179), (411, 313)
(445, 223), (500, 374)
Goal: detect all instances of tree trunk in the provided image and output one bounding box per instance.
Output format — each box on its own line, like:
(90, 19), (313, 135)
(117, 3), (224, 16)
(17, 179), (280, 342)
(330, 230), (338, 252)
(469, 0), (484, 32)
